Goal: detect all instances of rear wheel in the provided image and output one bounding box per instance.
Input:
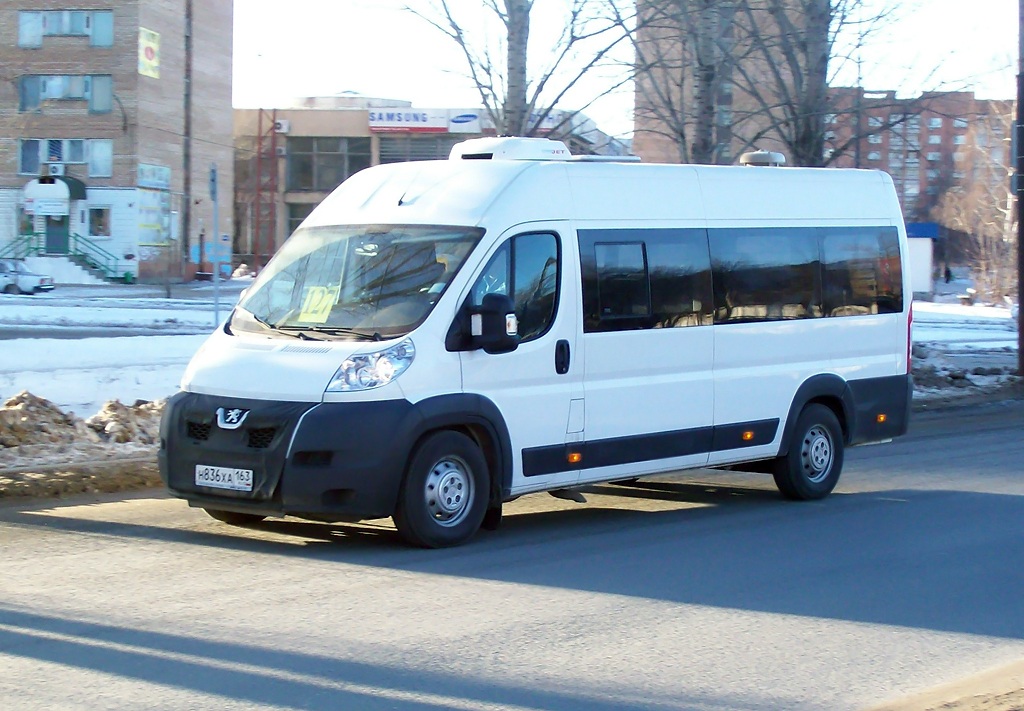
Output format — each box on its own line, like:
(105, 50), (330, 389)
(3, 284), (18, 295)
(772, 404), (844, 500)
(203, 508), (266, 526)
(394, 431), (489, 548)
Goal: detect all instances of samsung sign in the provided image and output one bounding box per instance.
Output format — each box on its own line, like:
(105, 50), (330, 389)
(368, 109), (482, 134)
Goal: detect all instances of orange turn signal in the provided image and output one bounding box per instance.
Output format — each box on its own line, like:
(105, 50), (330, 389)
(876, 414), (887, 424)
(567, 452), (582, 464)
(742, 431), (755, 441)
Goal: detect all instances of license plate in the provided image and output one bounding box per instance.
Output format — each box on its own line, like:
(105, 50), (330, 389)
(195, 465), (254, 492)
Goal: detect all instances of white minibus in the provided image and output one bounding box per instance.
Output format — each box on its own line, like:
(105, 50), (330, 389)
(159, 137), (913, 547)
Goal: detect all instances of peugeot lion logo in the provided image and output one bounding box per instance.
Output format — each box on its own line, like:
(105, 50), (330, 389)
(216, 407), (250, 430)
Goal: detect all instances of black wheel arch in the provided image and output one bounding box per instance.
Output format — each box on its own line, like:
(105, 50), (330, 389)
(779, 374), (854, 456)
(403, 393), (512, 509)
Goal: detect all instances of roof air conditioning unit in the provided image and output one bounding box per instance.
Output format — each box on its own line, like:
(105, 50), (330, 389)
(275, 146), (287, 157)
(47, 163), (66, 176)
(273, 119), (290, 134)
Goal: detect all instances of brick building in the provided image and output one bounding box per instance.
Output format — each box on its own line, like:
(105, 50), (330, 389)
(824, 89), (1013, 222)
(234, 95), (629, 268)
(0, 0), (233, 283)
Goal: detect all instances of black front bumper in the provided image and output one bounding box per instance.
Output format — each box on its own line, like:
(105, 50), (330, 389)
(159, 391), (417, 521)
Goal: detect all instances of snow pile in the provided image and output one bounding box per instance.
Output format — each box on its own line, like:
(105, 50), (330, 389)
(0, 391), (163, 449)
(84, 399), (163, 444)
(0, 391), (103, 448)
(0, 392), (166, 499)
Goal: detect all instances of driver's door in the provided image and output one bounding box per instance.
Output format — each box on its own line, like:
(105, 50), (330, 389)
(458, 228), (584, 494)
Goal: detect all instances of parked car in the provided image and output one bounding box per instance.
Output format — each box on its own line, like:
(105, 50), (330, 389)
(0, 259), (55, 294)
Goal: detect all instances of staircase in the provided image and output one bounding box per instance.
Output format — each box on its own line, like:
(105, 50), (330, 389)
(23, 256), (106, 285)
(1, 233), (125, 284)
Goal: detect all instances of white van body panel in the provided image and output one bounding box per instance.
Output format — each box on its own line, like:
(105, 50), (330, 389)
(181, 328), (406, 403)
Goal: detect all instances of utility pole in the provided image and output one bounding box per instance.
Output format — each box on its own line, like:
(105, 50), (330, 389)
(182, 0), (194, 282)
(1017, 0), (1023, 374)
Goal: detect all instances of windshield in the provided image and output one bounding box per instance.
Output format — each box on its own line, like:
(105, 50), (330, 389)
(232, 225), (483, 340)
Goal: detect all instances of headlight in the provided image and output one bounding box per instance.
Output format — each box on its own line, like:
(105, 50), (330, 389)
(325, 338), (415, 392)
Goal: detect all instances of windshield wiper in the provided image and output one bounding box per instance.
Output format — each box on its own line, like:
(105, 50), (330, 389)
(278, 325), (385, 341)
(237, 311), (318, 339)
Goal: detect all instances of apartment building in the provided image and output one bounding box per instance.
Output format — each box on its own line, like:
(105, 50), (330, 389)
(0, 0), (233, 282)
(825, 89), (1012, 221)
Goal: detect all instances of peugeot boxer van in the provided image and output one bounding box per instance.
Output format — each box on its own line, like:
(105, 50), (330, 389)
(159, 136), (912, 547)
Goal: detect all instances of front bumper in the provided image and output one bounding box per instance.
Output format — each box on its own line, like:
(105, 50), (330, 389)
(159, 391), (417, 521)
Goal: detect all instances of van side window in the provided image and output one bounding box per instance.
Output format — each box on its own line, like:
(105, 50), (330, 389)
(710, 229), (822, 323)
(595, 242), (650, 320)
(822, 228), (903, 316)
(580, 228), (713, 332)
(468, 233), (560, 343)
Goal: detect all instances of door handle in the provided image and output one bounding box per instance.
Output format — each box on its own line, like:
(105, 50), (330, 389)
(555, 339), (570, 375)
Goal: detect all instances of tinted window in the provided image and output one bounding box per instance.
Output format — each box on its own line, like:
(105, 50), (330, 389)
(596, 242), (649, 320)
(467, 233), (559, 343)
(822, 227), (903, 316)
(580, 228), (712, 332)
(647, 232), (714, 328)
(710, 229), (821, 323)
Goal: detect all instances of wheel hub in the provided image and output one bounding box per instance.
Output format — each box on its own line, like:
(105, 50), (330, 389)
(424, 457), (472, 526)
(801, 425), (833, 483)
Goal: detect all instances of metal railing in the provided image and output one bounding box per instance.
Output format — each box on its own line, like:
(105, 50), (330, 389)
(0, 233), (120, 280)
(68, 233), (120, 280)
(0, 234), (43, 259)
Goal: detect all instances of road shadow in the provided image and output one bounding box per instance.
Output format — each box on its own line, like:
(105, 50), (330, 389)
(0, 605), (761, 711)
(4, 479), (1024, 641)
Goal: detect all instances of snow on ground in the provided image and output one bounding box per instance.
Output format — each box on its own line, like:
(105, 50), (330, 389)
(0, 280), (1019, 419)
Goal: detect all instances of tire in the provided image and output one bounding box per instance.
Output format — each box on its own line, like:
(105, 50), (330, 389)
(3, 284), (17, 295)
(204, 508), (266, 526)
(393, 431), (489, 548)
(772, 404), (844, 500)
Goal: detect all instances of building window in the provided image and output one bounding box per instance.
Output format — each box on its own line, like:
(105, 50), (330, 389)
(18, 74), (113, 113)
(953, 135), (966, 145)
(89, 207), (112, 237)
(953, 152), (964, 162)
(867, 134), (882, 144)
(928, 135), (942, 144)
(928, 117), (943, 129)
(20, 138), (93, 174)
(88, 139), (113, 177)
(19, 140), (41, 174)
(867, 151), (881, 161)
(285, 137), (371, 191)
(287, 203), (315, 235)
(825, 113), (837, 124)
(926, 169), (940, 180)
(868, 116), (883, 128)
(18, 10), (114, 48)
(379, 136), (465, 164)
(926, 152), (941, 161)
(954, 118), (968, 129)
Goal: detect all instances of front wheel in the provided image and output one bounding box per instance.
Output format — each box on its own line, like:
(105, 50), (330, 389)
(772, 404), (844, 500)
(394, 431), (489, 548)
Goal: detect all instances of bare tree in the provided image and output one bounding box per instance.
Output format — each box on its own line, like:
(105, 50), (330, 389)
(933, 102), (1017, 302)
(632, 0), (902, 166)
(407, 0), (634, 139)
(627, 0), (734, 163)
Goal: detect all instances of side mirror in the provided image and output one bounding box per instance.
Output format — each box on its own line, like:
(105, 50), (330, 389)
(470, 293), (519, 354)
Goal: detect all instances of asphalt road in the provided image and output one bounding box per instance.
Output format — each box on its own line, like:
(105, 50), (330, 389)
(1, 401), (1022, 710)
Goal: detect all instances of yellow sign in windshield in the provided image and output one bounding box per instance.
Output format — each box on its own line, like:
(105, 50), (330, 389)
(298, 285), (340, 323)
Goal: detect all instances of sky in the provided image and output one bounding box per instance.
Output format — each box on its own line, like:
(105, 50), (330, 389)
(232, 0), (1019, 139)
